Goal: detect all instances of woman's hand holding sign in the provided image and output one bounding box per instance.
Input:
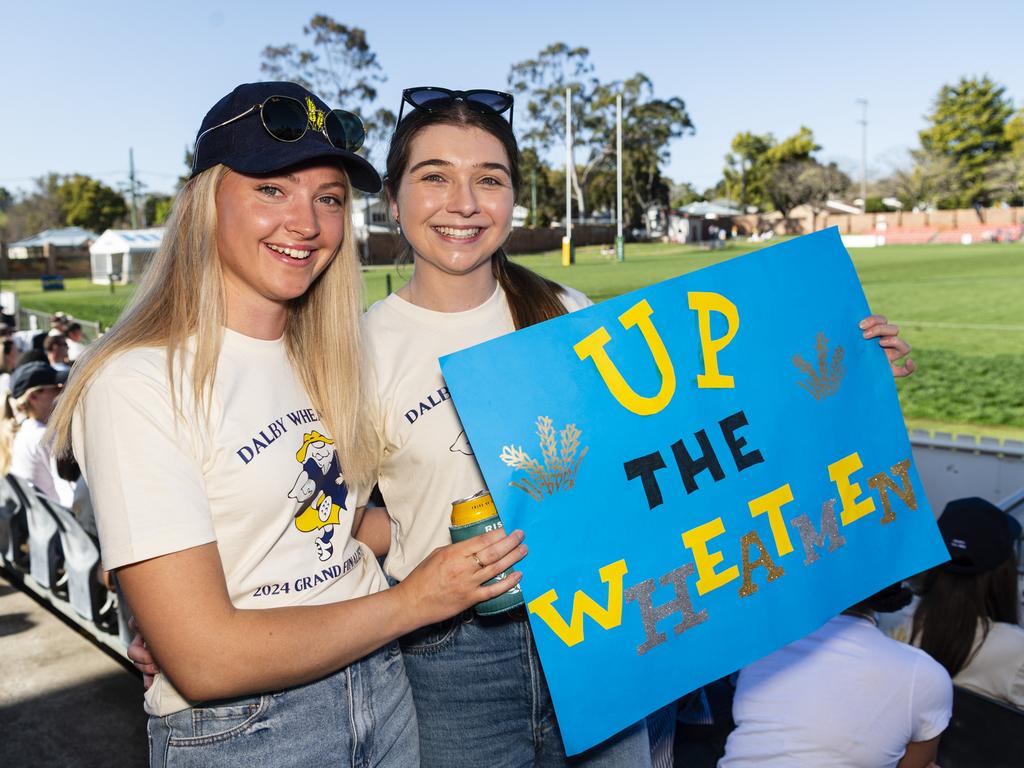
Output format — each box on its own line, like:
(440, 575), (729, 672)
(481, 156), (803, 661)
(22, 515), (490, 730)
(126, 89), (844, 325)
(860, 314), (915, 377)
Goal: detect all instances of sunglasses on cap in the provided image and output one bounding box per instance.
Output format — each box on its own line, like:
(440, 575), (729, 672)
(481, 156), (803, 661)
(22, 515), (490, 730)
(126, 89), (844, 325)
(397, 87), (514, 128)
(191, 95), (366, 175)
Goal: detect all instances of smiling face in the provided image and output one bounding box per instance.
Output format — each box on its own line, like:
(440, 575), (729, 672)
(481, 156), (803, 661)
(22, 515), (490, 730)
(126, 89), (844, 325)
(215, 164), (349, 335)
(391, 124), (515, 283)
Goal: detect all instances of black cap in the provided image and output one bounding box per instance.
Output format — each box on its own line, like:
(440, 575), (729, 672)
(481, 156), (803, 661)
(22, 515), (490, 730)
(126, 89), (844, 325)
(190, 82), (382, 193)
(938, 497), (1022, 574)
(11, 361), (60, 399)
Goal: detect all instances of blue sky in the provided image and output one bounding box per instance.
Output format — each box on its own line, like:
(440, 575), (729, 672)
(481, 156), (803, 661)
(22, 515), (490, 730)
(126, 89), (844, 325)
(3, 0), (1023, 198)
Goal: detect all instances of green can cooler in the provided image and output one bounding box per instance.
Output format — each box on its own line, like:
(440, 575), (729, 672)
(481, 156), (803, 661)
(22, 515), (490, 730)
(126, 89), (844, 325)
(449, 490), (524, 616)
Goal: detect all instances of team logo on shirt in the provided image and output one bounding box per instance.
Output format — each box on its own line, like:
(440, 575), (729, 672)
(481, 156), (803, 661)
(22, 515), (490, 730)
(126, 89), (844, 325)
(288, 430), (349, 561)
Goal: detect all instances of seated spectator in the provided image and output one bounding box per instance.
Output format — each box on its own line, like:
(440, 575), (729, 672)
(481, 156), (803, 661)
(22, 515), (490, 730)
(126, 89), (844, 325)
(898, 498), (1024, 709)
(719, 584), (952, 768)
(65, 322), (88, 362)
(50, 311), (69, 335)
(0, 339), (17, 395)
(44, 334), (70, 373)
(1, 361), (73, 506)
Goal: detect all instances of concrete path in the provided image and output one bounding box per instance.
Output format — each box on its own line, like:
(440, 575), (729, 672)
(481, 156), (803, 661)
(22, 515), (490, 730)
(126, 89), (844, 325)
(0, 571), (147, 767)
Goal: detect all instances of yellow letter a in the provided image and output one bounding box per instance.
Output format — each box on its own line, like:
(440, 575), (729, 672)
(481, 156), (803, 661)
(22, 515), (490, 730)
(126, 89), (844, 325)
(573, 300), (676, 416)
(528, 560), (628, 647)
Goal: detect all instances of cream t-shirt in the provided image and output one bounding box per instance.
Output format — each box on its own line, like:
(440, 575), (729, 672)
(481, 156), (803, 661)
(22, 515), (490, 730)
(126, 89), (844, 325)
(363, 283), (591, 581)
(73, 330), (386, 715)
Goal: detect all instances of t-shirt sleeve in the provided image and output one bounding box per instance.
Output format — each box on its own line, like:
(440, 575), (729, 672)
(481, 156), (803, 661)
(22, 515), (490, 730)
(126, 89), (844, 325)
(1010, 655), (1024, 708)
(909, 653), (953, 742)
(72, 356), (215, 570)
(559, 284), (593, 312)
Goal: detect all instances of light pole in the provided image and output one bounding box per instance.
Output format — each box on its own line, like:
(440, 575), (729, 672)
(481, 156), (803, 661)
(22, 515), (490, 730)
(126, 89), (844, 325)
(562, 87), (574, 266)
(615, 93), (624, 262)
(856, 98), (868, 213)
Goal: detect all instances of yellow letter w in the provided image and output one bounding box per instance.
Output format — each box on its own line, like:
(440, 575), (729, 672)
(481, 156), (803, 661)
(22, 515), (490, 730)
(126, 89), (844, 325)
(527, 560), (629, 647)
(573, 300), (676, 416)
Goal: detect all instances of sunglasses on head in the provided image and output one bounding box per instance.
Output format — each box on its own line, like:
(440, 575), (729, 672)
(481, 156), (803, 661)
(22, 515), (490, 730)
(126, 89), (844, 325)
(397, 87), (514, 128)
(192, 95), (366, 174)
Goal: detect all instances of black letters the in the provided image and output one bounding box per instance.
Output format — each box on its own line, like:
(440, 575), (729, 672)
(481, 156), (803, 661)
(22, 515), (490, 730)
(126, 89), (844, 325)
(624, 451), (668, 509)
(670, 430), (724, 494)
(719, 410), (764, 472)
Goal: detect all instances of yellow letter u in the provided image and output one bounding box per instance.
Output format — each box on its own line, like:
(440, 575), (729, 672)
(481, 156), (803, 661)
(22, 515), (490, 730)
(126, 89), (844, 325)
(573, 299), (676, 416)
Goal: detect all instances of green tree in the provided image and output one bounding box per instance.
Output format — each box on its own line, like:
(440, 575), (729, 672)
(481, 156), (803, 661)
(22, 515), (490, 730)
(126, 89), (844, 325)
(518, 147), (560, 227)
(670, 182), (704, 208)
(57, 174), (128, 233)
(799, 162), (852, 229)
(145, 194), (174, 226)
(917, 76), (1014, 207)
(260, 15), (394, 150)
(591, 74), (693, 231)
(988, 110), (1024, 205)
(3, 174), (63, 241)
(719, 127), (818, 211)
(507, 43), (600, 218)
(722, 132), (773, 209)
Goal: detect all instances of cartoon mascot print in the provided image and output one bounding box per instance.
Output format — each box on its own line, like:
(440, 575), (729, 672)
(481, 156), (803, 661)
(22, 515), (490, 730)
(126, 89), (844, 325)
(288, 431), (349, 561)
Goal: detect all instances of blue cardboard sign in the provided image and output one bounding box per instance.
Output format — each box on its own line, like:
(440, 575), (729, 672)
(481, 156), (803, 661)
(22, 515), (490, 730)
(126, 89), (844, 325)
(439, 229), (948, 755)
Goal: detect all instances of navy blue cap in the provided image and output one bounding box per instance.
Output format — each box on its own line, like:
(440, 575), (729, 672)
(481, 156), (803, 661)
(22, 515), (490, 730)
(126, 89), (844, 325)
(938, 497), (1022, 574)
(11, 361), (60, 399)
(190, 82), (382, 193)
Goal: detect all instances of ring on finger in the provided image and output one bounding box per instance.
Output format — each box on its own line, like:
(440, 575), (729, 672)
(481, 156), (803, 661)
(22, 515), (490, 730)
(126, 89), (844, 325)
(471, 553), (485, 569)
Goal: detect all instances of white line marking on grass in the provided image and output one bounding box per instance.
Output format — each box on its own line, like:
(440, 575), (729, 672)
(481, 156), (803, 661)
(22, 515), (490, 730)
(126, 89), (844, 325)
(897, 320), (1024, 332)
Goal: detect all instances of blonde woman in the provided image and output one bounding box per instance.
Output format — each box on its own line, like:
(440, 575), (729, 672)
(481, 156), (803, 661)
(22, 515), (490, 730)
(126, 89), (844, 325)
(48, 81), (526, 768)
(2, 361), (66, 503)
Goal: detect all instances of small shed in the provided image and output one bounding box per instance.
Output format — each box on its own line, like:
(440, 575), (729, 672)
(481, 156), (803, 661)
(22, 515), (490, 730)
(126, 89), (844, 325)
(674, 201), (742, 243)
(89, 228), (165, 284)
(8, 227), (98, 260)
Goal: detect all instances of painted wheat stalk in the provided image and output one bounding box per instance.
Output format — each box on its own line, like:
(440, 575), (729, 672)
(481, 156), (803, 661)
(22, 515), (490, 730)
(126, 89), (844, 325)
(501, 416), (589, 501)
(793, 331), (845, 400)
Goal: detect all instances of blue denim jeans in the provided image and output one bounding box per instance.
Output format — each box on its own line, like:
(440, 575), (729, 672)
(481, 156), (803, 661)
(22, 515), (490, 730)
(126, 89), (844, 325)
(400, 609), (652, 768)
(147, 641), (418, 768)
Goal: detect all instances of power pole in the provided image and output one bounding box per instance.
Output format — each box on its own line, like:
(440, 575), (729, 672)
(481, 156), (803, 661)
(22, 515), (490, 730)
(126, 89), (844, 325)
(562, 87), (574, 266)
(856, 99), (868, 212)
(129, 147), (139, 229)
(615, 93), (624, 262)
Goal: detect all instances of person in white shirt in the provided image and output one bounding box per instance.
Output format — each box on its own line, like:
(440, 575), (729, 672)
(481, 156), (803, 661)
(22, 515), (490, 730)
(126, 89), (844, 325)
(907, 497), (1024, 708)
(48, 80), (525, 768)
(64, 322), (88, 362)
(720, 585), (952, 768)
(3, 361), (70, 504)
(357, 87), (918, 767)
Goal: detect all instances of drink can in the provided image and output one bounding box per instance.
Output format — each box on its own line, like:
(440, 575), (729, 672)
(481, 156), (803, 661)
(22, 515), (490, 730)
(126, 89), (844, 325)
(449, 490), (524, 616)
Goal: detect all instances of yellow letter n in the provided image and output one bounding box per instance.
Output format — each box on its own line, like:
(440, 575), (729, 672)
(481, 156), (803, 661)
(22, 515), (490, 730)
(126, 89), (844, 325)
(573, 300), (676, 416)
(527, 560), (628, 648)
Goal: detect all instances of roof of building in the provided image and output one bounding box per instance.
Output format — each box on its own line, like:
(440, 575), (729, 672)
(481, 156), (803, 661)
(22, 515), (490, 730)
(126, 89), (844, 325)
(90, 228), (165, 254)
(678, 201), (743, 218)
(9, 226), (100, 249)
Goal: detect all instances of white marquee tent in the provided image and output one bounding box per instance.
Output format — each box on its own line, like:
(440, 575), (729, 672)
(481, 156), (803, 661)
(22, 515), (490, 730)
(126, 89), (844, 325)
(88, 228), (165, 284)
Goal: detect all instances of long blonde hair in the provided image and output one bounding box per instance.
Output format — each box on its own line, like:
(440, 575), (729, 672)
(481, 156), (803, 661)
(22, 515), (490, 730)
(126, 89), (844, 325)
(49, 164), (377, 487)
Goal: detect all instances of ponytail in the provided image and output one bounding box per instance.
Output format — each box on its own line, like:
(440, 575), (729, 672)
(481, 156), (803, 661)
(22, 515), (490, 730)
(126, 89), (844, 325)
(491, 250), (568, 330)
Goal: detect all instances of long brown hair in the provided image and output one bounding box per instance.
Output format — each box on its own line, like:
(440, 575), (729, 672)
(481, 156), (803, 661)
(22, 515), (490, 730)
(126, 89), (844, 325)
(912, 555), (1020, 677)
(384, 100), (567, 329)
(48, 164), (377, 487)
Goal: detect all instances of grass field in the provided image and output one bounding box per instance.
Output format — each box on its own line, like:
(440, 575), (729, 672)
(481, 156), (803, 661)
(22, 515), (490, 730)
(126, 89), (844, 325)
(6, 239), (1022, 437)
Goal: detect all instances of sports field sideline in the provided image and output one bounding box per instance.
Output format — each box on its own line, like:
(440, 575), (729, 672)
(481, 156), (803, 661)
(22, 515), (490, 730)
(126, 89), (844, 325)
(5, 238), (1022, 439)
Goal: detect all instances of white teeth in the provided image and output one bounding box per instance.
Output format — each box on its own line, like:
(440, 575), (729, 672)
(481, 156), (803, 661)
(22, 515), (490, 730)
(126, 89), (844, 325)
(434, 226), (481, 239)
(267, 243), (313, 259)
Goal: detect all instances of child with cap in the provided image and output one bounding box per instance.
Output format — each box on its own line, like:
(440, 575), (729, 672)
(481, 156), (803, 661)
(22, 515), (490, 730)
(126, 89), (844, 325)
(48, 81), (526, 767)
(910, 497), (1024, 708)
